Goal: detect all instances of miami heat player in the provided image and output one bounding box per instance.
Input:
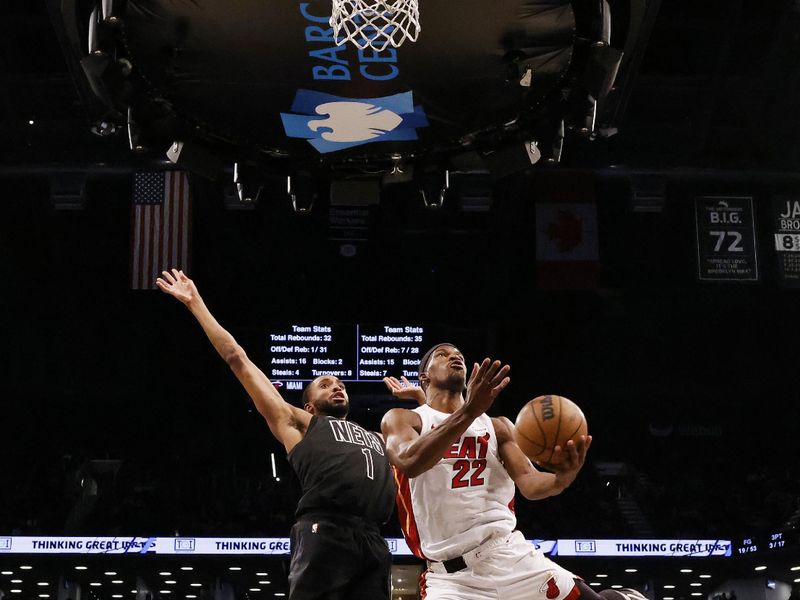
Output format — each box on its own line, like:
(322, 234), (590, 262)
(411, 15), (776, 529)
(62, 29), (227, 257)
(382, 343), (645, 600)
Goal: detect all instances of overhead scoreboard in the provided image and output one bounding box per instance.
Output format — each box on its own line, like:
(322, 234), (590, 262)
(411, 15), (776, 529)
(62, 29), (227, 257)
(265, 323), (431, 384)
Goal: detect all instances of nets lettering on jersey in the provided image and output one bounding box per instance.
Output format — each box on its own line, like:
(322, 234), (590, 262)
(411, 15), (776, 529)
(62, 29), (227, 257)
(330, 0), (420, 52)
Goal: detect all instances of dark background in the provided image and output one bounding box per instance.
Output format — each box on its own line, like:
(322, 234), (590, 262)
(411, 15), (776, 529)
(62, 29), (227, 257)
(2, 170), (798, 544)
(1, 2), (800, 596)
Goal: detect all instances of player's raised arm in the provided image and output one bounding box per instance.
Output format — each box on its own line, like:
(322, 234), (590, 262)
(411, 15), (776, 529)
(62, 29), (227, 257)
(493, 416), (591, 500)
(381, 358), (510, 477)
(383, 376), (427, 405)
(156, 269), (310, 451)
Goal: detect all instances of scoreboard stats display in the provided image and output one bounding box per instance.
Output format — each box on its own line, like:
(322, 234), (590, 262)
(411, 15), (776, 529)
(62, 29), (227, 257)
(266, 323), (432, 384)
(735, 530), (799, 556)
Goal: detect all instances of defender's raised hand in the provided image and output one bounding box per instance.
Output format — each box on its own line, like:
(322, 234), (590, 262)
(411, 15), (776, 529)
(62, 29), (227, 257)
(156, 269), (198, 305)
(464, 358), (510, 417)
(383, 376), (426, 405)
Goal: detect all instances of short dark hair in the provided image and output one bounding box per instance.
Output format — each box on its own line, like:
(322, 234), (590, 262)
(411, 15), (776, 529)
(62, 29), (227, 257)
(301, 381), (313, 406)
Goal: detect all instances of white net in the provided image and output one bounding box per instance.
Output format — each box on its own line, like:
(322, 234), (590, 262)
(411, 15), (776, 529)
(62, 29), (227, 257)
(330, 0), (420, 52)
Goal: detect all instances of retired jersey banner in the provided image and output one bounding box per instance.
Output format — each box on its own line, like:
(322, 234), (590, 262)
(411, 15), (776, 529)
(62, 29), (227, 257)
(694, 196), (758, 282)
(535, 172), (600, 290)
(772, 196), (800, 288)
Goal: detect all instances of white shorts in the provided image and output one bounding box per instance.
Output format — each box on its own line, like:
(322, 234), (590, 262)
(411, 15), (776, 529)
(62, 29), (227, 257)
(421, 531), (579, 600)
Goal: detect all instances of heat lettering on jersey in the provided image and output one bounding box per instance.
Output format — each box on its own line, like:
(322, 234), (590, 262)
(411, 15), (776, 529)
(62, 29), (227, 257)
(444, 433), (490, 489)
(328, 420), (386, 455)
(442, 433), (489, 459)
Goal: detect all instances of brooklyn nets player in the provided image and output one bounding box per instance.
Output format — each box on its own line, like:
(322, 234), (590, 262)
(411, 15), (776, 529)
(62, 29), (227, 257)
(157, 269), (394, 600)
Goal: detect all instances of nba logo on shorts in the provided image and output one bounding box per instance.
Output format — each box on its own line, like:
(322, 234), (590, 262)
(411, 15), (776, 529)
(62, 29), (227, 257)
(174, 539), (195, 552)
(0, 538), (11, 551)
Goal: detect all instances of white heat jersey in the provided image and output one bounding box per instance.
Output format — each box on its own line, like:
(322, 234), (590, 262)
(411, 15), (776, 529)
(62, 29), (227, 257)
(394, 404), (516, 562)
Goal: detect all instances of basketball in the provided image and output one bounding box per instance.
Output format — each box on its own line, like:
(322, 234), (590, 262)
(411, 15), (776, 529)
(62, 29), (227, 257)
(514, 395), (588, 469)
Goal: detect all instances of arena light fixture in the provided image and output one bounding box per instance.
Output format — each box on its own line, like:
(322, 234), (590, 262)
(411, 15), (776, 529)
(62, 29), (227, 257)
(663, 585), (675, 589)
(794, 578), (800, 583)
(10, 591), (22, 594)
(699, 575), (712, 579)
(611, 585), (623, 589)
(691, 594), (703, 597)
(112, 580), (124, 584)
(1, 571), (13, 575)
(258, 581), (271, 585)
(590, 583), (601, 587)
(190, 583), (202, 587)
(75, 567), (88, 571)
(754, 566), (767, 571)
(105, 572), (118, 576)
(159, 591), (172, 595)
(113, 595), (123, 598)
(256, 573), (269, 577)
(691, 583), (702, 587)
(625, 569), (638, 573)
(39, 595), (50, 598)
(791, 566), (800, 571)
(663, 597), (674, 600)
(233, 162), (263, 206)
(249, 589), (260, 592)
(20, 566), (32, 570)
(11, 580), (22, 583)
(187, 596), (197, 599)
(274, 595), (285, 598)
(159, 572), (172, 576)
(228, 567), (242, 571)
(180, 568), (193, 572)
(596, 574), (608, 578)
(165, 581), (177, 585)
(38, 582), (50, 586)
(680, 569), (693, 573)
(90, 583), (101, 587)
(101, 0), (124, 25)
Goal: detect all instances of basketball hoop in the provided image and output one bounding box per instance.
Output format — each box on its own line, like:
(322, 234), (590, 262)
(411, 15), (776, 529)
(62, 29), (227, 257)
(330, 0), (420, 52)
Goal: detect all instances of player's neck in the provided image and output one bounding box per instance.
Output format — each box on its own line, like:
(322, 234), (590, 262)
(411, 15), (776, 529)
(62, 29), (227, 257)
(426, 387), (464, 413)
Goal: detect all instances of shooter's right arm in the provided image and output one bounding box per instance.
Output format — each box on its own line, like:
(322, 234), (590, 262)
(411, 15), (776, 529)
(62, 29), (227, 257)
(381, 359), (511, 477)
(157, 270), (309, 451)
(381, 407), (478, 478)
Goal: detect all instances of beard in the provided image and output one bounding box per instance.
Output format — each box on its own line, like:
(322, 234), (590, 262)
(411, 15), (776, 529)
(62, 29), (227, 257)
(441, 370), (467, 393)
(315, 399), (349, 419)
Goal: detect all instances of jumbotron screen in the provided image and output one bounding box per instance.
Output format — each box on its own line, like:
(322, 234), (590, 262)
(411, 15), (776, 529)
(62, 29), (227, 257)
(264, 323), (435, 385)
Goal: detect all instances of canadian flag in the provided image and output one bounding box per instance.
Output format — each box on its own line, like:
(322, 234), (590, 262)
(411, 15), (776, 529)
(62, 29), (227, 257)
(534, 172), (600, 289)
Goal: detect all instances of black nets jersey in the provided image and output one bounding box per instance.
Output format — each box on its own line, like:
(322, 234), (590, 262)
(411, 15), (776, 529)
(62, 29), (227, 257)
(288, 415), (395, 524)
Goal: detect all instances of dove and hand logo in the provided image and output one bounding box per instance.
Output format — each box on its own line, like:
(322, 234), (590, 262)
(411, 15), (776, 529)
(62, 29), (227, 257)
(281, 89), (428, 153)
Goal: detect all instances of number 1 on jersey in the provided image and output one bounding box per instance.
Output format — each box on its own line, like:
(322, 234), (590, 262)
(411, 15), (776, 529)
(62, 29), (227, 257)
(362, 448), (374, 480)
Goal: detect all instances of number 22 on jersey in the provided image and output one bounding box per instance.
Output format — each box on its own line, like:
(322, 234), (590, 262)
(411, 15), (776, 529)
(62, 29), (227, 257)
(444, 433), (490, 489)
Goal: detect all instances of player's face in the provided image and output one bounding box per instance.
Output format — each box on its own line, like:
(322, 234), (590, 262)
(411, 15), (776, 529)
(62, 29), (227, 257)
(423, 345), (467, 392)
(305, 376), (349, 418)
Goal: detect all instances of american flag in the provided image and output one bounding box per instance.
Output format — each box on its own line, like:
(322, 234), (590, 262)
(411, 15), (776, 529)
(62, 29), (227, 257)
(130, 171), (192, 290)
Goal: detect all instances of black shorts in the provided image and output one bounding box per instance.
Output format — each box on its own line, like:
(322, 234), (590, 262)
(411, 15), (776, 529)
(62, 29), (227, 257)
(288, 512), (392, 600)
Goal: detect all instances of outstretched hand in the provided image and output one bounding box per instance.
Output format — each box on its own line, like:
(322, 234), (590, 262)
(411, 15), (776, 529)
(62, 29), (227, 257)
(550, 435), (592, 489)
(383, 376), (426, 405)
(155, 269), (198, 304)
(464, 358), (511, 417)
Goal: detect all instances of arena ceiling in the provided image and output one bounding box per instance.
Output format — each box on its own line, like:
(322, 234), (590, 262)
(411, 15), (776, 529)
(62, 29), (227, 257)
(2, 0), (800, 176)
